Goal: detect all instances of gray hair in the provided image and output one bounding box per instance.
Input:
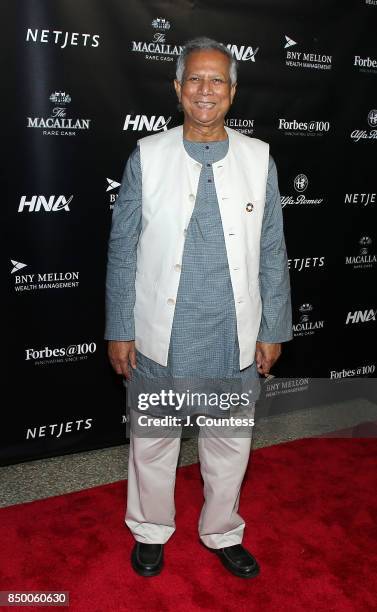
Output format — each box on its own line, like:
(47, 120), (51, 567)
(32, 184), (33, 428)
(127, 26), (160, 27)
(176, 36), (237, 86)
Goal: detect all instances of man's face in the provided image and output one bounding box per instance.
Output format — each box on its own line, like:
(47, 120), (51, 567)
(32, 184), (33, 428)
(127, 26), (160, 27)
(174, 49), (236, 130)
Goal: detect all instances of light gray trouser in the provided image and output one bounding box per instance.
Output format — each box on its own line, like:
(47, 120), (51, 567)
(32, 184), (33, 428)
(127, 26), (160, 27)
(125, 410), (253, 549)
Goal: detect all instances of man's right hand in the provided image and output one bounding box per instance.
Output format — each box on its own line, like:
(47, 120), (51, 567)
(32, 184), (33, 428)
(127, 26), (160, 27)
(108, 340), (137, 381)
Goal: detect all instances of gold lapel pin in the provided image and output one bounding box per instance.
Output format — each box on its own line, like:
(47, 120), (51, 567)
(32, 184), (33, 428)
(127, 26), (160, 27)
(246, 202), (254, 212)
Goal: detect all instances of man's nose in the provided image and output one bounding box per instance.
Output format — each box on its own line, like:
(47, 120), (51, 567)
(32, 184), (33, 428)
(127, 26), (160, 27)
(198, 78), (213, 95)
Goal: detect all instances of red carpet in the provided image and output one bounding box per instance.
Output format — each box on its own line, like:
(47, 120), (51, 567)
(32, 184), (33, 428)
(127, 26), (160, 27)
(1, 438), (376, 611)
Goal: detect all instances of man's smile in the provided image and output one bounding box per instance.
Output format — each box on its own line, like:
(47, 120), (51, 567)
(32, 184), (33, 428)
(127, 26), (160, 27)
(195, 101), (216, 109)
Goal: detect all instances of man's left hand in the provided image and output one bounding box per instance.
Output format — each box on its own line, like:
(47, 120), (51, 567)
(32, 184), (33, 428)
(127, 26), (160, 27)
(255, 342), (281, 376)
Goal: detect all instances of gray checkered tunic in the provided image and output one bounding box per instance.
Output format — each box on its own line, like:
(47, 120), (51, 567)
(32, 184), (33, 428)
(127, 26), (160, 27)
(105, 135), (292, 400)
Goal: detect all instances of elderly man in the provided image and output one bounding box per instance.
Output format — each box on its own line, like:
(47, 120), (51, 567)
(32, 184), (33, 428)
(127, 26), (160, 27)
(105, 37), (292, 578)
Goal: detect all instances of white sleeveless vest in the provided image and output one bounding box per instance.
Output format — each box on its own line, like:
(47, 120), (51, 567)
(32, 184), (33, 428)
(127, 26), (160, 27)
(135, 124), (269, 369)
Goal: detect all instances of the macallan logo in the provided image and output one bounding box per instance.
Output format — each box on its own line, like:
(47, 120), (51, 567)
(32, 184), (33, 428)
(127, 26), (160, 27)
(293, 303), (324, 337)
(27, 91), (91, 137)
(131, 17), (183, 62)
(345, 236), (376, 269)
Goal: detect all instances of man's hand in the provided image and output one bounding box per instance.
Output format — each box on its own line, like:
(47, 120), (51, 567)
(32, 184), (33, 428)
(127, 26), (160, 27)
(255, 341), (281, 376)
(108, 340), (137, 381)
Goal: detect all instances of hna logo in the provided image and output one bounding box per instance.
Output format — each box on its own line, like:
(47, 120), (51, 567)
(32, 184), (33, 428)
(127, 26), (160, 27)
(18, 195), (73, 212)
(226, 44), (259, 62)
(123, 115), (172, 131)
(345, 309), (376, 324)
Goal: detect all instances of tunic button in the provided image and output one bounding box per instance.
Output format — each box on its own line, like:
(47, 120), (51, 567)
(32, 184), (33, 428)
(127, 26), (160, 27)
(174, 264), (181, 271)
(167, 298), (175, 305)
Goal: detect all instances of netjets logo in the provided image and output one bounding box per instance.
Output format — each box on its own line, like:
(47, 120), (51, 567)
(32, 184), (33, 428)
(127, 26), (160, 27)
(27, 91), (91, 137)
(278, 118), (330, 137)
(293, 303), (324, 337)
(345, 308), (376, 324)
(354, 55), (377, 73)
(11, 260), (79, 292)
(344, 192), (376, 206)
(288, 256), (325, 272)
(345, 236), (376, 269)
(106, 178), (121, 210)
(123, 114), (171, 131)
(131, 17), (183, 62)
(25, 28), (100, 49)
(18, 195), (73, 212)
(281, 174), (323, 208)
(350, 110), (377, 142)
(283, 35), (332, 70)
(26, 418), (94, 440)
(226, 44), (259, 62)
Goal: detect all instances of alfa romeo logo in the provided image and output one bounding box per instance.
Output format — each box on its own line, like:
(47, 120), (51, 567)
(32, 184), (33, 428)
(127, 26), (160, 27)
(294, 174), (308, 193)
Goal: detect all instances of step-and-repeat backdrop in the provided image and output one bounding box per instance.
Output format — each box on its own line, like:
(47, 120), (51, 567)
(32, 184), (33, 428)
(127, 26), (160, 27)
(3, 0), (376, 464)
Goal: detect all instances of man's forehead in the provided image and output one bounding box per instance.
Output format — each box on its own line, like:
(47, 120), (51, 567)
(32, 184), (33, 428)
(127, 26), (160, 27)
(185, 49), (230, 72)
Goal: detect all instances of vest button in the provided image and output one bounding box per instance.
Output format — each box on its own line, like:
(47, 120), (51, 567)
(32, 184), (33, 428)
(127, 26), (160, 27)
(174, 264), (181, 271)
(167, 298), (175, 305)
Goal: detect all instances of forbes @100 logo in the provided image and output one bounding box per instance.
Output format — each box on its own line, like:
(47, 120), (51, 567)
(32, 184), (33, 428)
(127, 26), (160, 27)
(25, 342), (97, 365)
(278, 118), (330, 137)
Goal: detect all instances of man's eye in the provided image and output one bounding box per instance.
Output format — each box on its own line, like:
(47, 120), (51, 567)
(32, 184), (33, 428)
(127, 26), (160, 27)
(189, 76), (199, 81)
(213, 78), (224, 84)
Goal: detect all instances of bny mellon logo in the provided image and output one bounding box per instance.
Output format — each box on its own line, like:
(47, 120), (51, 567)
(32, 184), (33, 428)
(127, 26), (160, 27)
(11, 260), (27, 274)
(106, 178), (121, 192)
(285, 36), (297, 49)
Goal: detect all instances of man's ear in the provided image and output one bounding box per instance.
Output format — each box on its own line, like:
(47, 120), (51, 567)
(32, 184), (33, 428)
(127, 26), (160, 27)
(230, 82), (237, 105)
(173, 79), (182, 102)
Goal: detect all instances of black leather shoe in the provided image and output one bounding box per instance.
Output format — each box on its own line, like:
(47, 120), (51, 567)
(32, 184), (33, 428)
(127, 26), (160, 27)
(131, 542), (164, 577)
(206, 543), (260, 578)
